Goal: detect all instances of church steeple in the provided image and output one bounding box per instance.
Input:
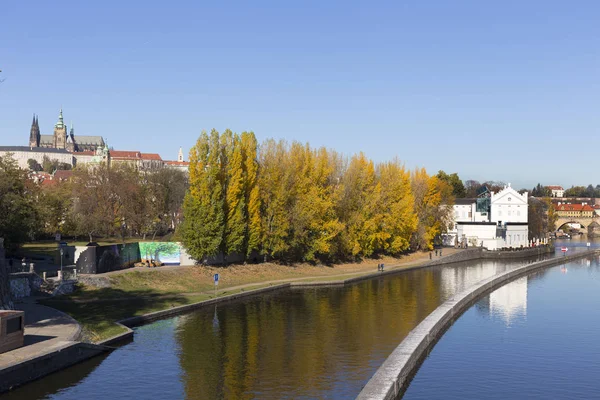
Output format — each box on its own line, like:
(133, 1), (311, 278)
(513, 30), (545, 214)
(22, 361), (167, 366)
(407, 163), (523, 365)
(29, 113), (40, 147)
(55, 108), (65, 128)
(178, 147), (184, 162)
(53, 108), (68, 149)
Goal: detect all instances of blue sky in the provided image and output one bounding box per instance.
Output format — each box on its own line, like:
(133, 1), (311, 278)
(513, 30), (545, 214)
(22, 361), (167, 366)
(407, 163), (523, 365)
(1, 1), (599, 189)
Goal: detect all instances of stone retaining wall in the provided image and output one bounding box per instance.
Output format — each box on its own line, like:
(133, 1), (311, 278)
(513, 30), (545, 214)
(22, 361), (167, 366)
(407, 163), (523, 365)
(0, 341), (110, 393)
(423, 246), (553, 267)
(356, 249), (599, 400)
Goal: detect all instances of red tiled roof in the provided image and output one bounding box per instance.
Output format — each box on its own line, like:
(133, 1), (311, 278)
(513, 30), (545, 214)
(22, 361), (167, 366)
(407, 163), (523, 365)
(41, 179), (58, 187)
(73, 151), (94, 156)
(110, 150), (141, 159)
(53, 170), (73, 180)
(557, 204), (594, 212)
(140, 153), (163, 161)
(547, 185), (564, 190)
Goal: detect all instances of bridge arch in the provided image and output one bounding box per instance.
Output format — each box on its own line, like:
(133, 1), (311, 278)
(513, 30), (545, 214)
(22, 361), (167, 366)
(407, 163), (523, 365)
(555, 217), (597, 232)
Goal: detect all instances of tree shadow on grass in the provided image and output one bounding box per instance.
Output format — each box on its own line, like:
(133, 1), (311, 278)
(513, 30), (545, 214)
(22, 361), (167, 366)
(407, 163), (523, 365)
(39, 287), (194, 341)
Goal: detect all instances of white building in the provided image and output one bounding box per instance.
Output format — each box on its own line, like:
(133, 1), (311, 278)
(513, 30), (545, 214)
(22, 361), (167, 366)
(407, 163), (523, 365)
(164, 147), (189, 174)
(0, 146), (74, 169)
(547, 185), (564, 198)
(448, 184), (529, 250)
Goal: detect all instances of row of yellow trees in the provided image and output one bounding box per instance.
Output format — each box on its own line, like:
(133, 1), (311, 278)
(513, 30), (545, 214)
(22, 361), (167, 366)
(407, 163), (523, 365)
(181, 130), (454, 263)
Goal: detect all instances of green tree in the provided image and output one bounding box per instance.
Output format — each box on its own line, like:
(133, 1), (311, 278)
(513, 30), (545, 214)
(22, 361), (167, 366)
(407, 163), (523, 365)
(436, 170), (466, 198)
(181, 130), (226, 261)
(27, 158), (42, 172)
(0, 154), (40, 251)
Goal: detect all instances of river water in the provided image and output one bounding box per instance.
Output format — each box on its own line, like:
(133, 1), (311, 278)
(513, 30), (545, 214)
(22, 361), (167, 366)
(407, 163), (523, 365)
(404, 252), (600, 399)
(4, 243), (584, 399)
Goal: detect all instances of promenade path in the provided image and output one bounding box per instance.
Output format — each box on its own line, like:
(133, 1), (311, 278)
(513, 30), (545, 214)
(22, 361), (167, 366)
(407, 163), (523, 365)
(0, 302), (81, 370)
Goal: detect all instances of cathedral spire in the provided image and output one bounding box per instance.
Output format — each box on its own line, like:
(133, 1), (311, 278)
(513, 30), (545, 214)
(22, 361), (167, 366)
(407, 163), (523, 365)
(29, 113), (40, 147)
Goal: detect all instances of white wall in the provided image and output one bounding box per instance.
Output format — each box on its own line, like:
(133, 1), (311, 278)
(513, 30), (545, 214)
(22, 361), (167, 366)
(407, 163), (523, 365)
(491, 186), (528, 224)
(0, 150), (74, 169)
(504, 225), (529, 248)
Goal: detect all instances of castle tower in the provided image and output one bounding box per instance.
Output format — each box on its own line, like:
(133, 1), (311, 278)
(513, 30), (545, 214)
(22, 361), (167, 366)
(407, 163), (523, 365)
(66, 122), (76, 152)
(53, 108), (67, 149)
(178, 147), (184, 162)
(29, 114), (40, 147)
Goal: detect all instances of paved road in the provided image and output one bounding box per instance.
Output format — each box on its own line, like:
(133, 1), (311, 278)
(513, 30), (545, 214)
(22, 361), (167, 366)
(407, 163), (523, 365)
(0, 302), (81, 369)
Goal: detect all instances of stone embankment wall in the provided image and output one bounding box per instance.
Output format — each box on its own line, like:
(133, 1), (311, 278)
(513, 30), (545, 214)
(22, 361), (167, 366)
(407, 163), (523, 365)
(8, 273), (42, 299)
(0, 342), (110, 393)
(424, 246), (554, 267)
(356, 249), (599, 400)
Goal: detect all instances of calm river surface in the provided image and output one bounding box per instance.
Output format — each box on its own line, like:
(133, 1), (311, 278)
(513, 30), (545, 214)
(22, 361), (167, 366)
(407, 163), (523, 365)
(405, 252), (600, 399)
(5, 244), (585, 399)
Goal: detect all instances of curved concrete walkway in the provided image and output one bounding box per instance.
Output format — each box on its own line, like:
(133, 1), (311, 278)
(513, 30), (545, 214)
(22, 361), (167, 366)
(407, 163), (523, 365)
(0, 302), (81, 369)
(357, 249), (600, 400)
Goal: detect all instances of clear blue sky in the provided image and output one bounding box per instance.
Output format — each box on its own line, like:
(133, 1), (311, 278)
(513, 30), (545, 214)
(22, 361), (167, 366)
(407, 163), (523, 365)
(1, 1), (599, 189)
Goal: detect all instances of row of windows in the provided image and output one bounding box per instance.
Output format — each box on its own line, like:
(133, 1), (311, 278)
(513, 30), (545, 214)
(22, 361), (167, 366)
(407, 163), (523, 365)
(498, 210), (521, 217)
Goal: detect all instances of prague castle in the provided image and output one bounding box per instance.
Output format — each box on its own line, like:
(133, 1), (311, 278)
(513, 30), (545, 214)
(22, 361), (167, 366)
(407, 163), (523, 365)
(0, 108), (188, 173)
(29, 109), (105, 152)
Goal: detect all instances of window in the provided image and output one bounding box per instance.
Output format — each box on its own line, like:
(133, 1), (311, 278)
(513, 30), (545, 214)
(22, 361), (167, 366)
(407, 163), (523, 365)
(6, 316), (22, 335)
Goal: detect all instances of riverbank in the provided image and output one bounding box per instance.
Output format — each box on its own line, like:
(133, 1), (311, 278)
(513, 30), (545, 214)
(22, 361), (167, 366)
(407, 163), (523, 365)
(40, 246), (552, 343)
(41, 250), (462, 342)
(1, 246), (559, 395)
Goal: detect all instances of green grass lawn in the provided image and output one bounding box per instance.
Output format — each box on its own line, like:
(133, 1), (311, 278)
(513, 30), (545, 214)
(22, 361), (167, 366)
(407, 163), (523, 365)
(42, 285), (274, 342)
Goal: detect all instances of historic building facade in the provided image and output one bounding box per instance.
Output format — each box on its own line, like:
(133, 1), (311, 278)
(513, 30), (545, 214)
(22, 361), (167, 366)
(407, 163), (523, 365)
(29, 109), (105, 152)
(444, 184), (530, 250)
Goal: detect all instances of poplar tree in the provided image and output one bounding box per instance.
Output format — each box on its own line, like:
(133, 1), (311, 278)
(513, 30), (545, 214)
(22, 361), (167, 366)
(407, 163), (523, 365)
(241, 132), (261, 257)
(181, 130), (225, 260)
(224, 132), (246, 256)
(259, 140), (291, 259)
(378, 160), (417, 254)
(338, 153), (380, 258)
(411, 168), (453, 250)
(304, 147), (344, 261)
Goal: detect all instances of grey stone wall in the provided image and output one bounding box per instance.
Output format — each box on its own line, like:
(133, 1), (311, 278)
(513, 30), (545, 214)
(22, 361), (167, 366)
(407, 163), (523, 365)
(0, 342), (109, 394)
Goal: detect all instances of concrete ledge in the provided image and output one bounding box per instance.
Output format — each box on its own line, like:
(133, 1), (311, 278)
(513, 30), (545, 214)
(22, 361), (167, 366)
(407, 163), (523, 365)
(95, 322), (134, 347)
(0, 340), (110, 393)
(118, 283), (292, 328)
(356, 249), (600, 400)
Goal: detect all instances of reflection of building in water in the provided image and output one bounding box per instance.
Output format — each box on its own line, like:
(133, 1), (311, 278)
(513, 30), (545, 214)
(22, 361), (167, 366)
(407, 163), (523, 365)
(440, 261), (513, 299)
(489, 276), (527, 325)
